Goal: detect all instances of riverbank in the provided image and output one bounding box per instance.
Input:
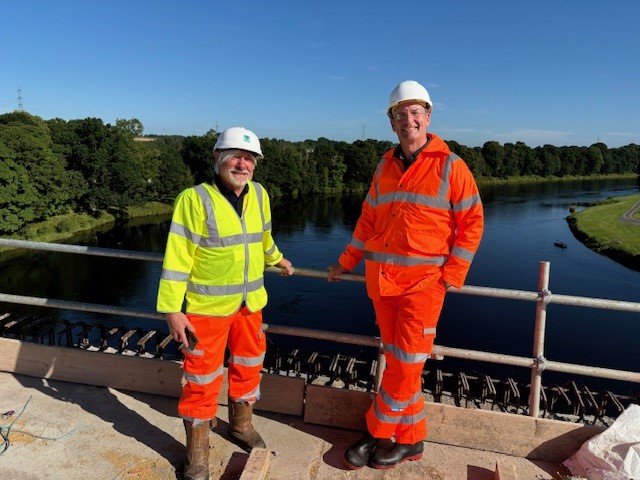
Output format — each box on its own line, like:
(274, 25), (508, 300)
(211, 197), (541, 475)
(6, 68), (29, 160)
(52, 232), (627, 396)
(0, 202), (173, 261)
(567, 193), (640, 271)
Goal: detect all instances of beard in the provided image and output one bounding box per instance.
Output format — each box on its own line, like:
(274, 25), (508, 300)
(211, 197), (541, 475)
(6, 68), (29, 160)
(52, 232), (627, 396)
(220, 167), (252, 191)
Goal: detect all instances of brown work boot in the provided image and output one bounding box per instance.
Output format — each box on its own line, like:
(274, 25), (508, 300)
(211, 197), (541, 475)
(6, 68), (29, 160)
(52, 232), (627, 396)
(228, 400), (266, 452)
(183, 420), (210, 480)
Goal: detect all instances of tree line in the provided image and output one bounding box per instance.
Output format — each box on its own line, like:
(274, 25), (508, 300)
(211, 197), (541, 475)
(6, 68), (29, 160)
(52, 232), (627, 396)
(1, 111), (638, 235)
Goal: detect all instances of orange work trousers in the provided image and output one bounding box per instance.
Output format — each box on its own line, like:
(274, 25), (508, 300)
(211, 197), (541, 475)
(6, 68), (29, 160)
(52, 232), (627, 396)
(178, 307), (266, 423)
(366, 278), (447, 444)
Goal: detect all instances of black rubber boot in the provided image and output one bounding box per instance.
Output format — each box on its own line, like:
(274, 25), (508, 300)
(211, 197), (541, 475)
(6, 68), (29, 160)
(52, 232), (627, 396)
(370, 440), (424, 469)
(343, 432), (379, 470)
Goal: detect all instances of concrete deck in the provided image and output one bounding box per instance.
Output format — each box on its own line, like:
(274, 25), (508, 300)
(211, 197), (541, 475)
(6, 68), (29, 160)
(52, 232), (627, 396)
(0, 371), (576, 480)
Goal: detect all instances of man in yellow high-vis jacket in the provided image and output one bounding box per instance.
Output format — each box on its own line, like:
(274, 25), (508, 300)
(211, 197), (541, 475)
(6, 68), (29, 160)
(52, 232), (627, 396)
(157, 126), (293, 480)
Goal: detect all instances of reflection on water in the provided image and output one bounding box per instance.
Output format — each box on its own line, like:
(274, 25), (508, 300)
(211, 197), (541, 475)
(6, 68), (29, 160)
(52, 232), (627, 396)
(1, 178), (638, 391)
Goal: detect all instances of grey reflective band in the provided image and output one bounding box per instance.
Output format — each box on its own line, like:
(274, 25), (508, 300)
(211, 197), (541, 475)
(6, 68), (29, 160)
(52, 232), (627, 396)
(379, 387), (424, 412)
(365, 251), (446, 267)
(236, 385), (261, 403)
(184, 365), (224, 385)
(383, 342), (430, 364)
(188, 277), (264, 296)
(453, 193), (482, 212)
(228, 352), (266, 367)
(195, 184), (219, 244)
(199, 232), (263, 248)
(252, 181), (266, 229)
(349, 237), (365, 250)
(423, 327), (437, 335)
(373, 399), (399, 423)
(161, 269), (190, 281)
(377, 191), (450, 210)
(450, 245), (475, 262)
(399, 409), (427, 424)
(170, 221), (201, 245)
(437, 153), (458, 198)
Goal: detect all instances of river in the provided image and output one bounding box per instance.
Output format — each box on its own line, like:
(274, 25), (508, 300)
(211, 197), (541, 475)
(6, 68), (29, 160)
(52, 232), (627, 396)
(1, 177), (639, 393)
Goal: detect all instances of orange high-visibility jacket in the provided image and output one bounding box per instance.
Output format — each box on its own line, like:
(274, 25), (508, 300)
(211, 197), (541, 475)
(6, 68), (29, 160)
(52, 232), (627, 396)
(338, 134), (484, 297)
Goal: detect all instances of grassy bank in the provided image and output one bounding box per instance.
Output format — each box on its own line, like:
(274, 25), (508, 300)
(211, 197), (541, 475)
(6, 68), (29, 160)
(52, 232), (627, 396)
(566, 194), (640, 270)
(476, 172), (638, 186)
(0, 202), (173, 260)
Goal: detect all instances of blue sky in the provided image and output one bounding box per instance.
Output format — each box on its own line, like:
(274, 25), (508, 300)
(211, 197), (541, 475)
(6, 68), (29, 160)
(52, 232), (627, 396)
(2, 1), (639, 148)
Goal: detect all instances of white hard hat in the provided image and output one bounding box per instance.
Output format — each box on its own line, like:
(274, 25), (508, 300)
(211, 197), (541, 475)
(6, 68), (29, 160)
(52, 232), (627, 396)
(214, 127), (263, 159)
(387, 80), (432, 116)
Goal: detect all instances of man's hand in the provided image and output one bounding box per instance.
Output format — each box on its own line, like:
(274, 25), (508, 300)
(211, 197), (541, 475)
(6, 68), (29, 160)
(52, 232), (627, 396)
(327, 264), (348, 282)
(276, 257), (294, 276)
(166, 312), (195, 348)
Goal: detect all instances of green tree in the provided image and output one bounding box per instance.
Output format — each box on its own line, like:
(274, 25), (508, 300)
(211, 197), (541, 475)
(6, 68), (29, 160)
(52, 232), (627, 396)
(0, 112), (82, 221)
(116, 117), (144, 136)
(482, 141), (506, 177)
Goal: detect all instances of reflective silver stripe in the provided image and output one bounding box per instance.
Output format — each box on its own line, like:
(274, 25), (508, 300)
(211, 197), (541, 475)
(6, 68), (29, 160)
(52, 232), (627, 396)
(380, 190), (450, 210)
(184, 347), (204, 356)
(184, 365), (224, 385)
(236, 385), (261, 403)
(350, 237), (365, 250)
(399, 408), (427, 425)
(265, 244), (277, 256)
(371, 158), (385, 207)
(194, 184), (220, 246)
(252, 182), (266, 230)
(264, 220), (272, 230)
(161, 269), (190, 281)
(364, 191), (375, 209)
(188, 277), (264, 296)
(379, 387), (424, 412)
(437, 153), (457, 198)
(423, 327), (437, 335)
(170, 221), (201, 244)
(450, 245), (475, 262)
(383, 342), (430, 364)
(365, 250), (446, 267)
(453, 193), (482, 212)
(228, 352), (265, 367)
(200, 232), (263, 248)
(373, 399), (399, 423)
(374, 394), (426, 424)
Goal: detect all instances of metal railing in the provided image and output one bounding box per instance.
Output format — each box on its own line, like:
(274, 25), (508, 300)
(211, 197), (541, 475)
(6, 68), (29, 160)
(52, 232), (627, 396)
(1, 238), (639, 418)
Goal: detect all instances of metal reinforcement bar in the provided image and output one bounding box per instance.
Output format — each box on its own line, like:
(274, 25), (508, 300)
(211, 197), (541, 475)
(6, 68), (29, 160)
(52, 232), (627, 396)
(1, 238), (639, 418)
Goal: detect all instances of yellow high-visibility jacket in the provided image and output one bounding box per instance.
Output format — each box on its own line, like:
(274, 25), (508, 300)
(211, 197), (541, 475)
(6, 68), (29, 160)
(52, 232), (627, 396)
(157, 181), (284, 316)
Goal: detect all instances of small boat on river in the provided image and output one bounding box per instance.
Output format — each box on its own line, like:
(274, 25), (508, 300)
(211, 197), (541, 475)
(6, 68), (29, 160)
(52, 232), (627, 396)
(554, 240), (568, 249)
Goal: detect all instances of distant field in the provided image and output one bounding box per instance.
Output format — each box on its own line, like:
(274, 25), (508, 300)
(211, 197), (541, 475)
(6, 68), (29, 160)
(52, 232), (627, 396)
(567, 194), (640, 268)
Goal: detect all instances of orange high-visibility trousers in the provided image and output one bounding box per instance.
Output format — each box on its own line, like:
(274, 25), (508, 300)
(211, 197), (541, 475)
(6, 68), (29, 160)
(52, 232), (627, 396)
(366, 277), (447, 444)
(178, 307), (266, 423)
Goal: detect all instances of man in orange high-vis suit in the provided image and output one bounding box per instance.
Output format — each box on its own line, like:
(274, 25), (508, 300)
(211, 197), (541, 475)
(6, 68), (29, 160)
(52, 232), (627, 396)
(157, 127), (293, 480)
(328, 80), (484, 470)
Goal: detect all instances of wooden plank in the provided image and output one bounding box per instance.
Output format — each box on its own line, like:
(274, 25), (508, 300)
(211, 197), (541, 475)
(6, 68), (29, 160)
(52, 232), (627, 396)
(0, 338), (305, 415)
(256, 374), (305, 416)
(0, 337), (183, 397)
(1, 338), (603, 460)
(304, 385), (371, 430)
(238, 448), (270, 480)
(302, 384), (603, 462)
(425, 403), (604, 462)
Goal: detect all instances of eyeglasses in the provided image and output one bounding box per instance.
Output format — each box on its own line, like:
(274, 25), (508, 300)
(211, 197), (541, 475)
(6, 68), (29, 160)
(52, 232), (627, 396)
(391, 107), (428, 121)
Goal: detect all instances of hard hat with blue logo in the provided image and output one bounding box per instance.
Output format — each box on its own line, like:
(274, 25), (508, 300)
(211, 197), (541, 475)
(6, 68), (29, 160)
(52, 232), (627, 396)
(214, 127), (263, 159)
